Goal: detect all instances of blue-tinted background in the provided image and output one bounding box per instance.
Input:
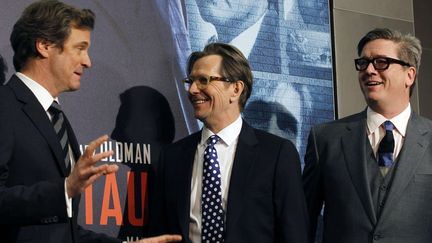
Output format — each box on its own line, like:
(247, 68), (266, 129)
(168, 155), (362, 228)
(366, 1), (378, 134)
(183, 0), (334, 158)
(0, 0), (333, 241)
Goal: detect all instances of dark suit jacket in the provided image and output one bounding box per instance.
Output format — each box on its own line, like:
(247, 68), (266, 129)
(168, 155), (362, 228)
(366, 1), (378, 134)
(303, 110), (432, 243)
(0, 75), (121, 243)
(150, 121), (309, 242)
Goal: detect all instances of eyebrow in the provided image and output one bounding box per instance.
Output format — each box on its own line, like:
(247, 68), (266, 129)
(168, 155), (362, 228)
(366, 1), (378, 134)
(74, 41), (90, 47)
(360, 55), (391, 59)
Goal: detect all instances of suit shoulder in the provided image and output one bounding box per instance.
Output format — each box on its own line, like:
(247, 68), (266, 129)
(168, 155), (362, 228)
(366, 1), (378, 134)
(253, 128), (285, 141)
(163, 131), (200, 151)
(414, 114), (432, 129)
(312, 111), (364, 131)
(174, 131), (200, 144)
(252, 127), (297, 150)
(0, 85), (19, 110)
(0, 85), (15, 101)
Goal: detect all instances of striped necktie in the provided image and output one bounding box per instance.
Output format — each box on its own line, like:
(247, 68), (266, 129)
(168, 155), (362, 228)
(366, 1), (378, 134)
(48, 101), (71, 171)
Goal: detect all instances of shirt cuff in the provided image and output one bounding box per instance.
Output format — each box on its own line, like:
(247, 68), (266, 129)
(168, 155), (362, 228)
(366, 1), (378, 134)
(64, 179), (73, 218)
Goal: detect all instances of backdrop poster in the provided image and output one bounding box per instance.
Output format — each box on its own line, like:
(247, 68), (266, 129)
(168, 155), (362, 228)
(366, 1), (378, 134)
(0, 0), (334, 241)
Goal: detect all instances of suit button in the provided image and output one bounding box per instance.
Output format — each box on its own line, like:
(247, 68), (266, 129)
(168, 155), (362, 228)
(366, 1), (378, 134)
(373, 234), (381, 240)
(380, 185), (387, 191)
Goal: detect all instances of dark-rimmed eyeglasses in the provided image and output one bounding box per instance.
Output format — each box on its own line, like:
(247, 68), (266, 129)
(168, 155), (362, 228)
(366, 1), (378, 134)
(182, 75), (231, 90)
(354, 57), (411, 71)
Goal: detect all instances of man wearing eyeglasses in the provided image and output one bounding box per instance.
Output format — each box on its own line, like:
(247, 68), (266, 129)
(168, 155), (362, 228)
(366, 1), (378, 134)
(303, 28), (432, 243)
(150, 42), (309, 242)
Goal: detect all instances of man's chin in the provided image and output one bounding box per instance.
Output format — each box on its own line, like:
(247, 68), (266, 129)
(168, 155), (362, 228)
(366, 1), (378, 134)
(64, 85), (80, 93)
(193, 111), (207, 121)
(71, 82), (81, 90)
(194, 114), (204, 121)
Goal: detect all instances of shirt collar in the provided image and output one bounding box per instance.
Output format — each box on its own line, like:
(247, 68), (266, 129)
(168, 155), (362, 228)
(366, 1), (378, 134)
(201, 116), (243, 146)
(366, 104), (411, 137)
(16, 72), (58, 112)
(230, 10), (266, 59)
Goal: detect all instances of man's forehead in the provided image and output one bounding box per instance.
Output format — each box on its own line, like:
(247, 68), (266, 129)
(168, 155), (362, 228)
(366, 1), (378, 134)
(361, 39), (398, 57)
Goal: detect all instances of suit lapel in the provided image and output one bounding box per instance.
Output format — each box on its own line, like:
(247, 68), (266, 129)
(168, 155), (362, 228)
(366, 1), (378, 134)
(379, 112), (430, 222)
(176, 133), (201, 239)
(9, 76), (69, 176)
(341, 113), (377, 224)
(226, 122), (258, 231)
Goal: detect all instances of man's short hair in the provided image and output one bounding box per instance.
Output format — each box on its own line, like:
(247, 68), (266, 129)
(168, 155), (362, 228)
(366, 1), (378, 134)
(186, 43), (253, 110)
(10, 0), (95, 72)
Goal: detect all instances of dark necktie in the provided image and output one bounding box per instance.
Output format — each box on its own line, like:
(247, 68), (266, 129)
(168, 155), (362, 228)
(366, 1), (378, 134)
(378, 120), (394, 167)
(201, 135), (224, 243)
(48, 101), (71, 171)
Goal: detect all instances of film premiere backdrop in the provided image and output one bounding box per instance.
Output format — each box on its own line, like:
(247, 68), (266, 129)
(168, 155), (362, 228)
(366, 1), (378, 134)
(0, 0), (334, 241)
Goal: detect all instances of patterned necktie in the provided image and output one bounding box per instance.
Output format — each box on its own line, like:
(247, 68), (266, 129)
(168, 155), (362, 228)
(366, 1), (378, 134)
(378, 120), (394, 167)
(201, 135), (224, 243)
(48, 101), (71, 171)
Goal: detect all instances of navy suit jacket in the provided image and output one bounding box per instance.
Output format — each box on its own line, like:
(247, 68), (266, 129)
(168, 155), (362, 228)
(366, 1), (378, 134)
(0, 75), (121, 243)
(150, 121), (309, 242)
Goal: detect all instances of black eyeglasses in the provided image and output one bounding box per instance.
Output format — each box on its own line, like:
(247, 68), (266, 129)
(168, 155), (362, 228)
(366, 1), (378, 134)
(354, 57), (411, 71)
(182, 75), (231, 90)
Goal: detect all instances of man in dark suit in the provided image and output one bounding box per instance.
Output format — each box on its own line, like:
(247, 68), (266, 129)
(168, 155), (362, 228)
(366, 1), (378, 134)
(150, 43), (309, 242)
(0, 1), (181, 243)
(303, 28), (431, 243)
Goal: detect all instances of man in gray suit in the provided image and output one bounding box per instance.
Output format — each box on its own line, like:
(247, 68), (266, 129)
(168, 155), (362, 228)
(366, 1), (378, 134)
(303, 28), (431, 243)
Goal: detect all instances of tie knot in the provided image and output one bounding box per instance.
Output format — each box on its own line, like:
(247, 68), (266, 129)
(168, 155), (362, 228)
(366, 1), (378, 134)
(48, 101), (62, 115)
(383, 120), (394, 131)
(207, 135), (220, 146)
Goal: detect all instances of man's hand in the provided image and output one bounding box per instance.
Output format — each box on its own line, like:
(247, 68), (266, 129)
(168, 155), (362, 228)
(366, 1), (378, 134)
(66, 135), (118, 198)
(134, 235), (182, 243)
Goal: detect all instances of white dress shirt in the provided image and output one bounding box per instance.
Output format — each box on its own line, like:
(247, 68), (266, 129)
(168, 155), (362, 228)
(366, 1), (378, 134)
(189, 116), (242, 243)
(366, 104), (411, 175)
(16, 72), (74, 217)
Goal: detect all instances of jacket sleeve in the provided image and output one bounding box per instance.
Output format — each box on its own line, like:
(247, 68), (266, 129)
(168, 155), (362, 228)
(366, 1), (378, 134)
(0, 99), (68, 225)
(275, 139), (310, 243)
(302, 127), (325, 243)
(148, 147), (169, 236)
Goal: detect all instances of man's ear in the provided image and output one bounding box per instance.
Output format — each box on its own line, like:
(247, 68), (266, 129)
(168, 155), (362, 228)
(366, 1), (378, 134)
(35, 39), (52, 58)
(230, 80), (244, 103)
(405, 66), (416, 88)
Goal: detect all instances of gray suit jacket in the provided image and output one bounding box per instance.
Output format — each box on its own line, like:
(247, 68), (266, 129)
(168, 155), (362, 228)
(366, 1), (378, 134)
(303, 110), (432, 243)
